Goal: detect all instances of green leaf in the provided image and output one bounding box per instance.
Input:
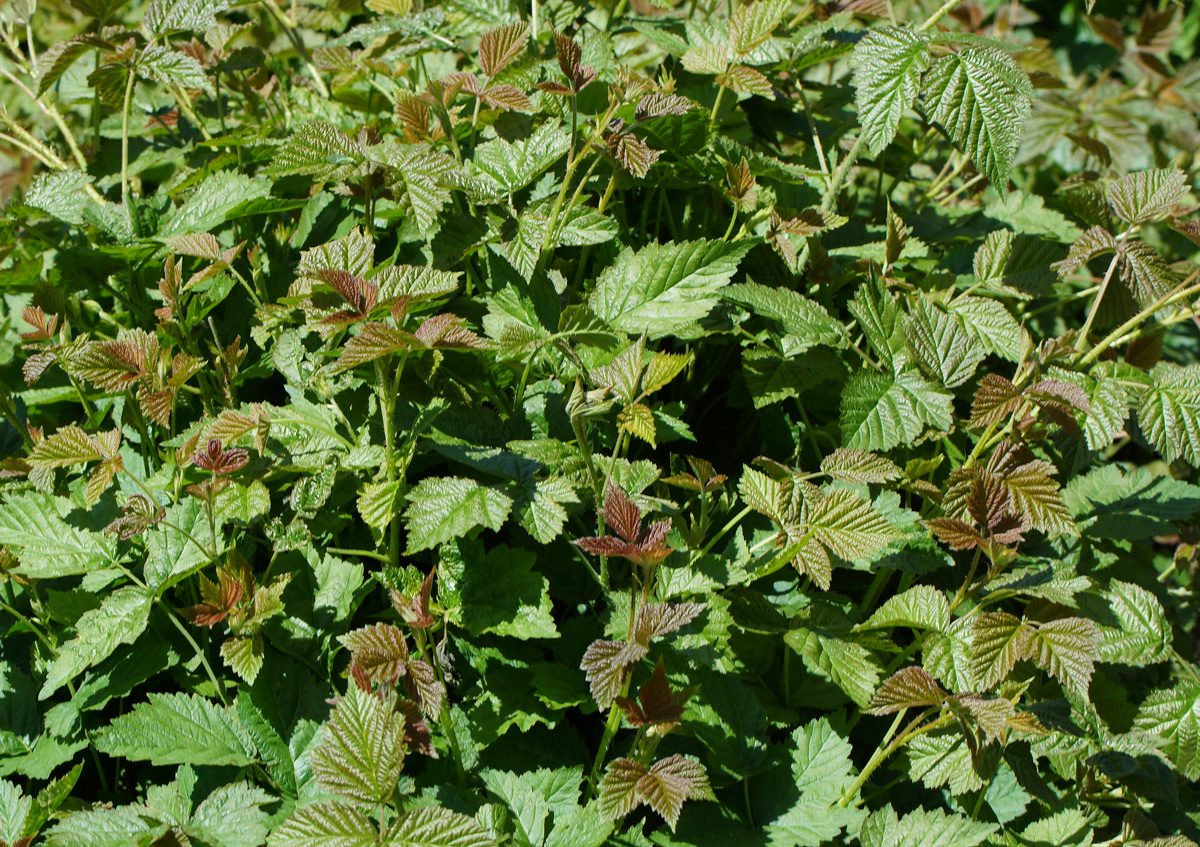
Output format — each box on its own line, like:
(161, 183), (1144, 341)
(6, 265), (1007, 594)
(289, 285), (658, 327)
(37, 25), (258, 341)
(947, 295), (1024, 362)
(96, 692), (256, 766)
(378, 143), (457, 232)
(265, 120), (365, 181)
(906, 730), (983, 795)
(1028, 617), (1097, 697)
(310, 686), (406, 807)
(27, 425), (101, 467)
(388, 806), (496, 847)
(970, 612), (1033, 691)
(161, 172), (271, 236)
(136, 44), (213, 94)
(724, 282), (847, 349)
(0, 779), (30, 847)
(459, 540), (558, 639)
(40, 586), (153, 699)
(1137, 364), (1200, 466)
(45, 806), (152, 847)
(729, 0), (788, 55)
(1063, 463), (1200, 539)
(921, 47), (1033, 187)
(473, 123), (570, 194)
(840, 370), (952, 451)
(868, 666), (947, 713)
(785, 627), (881, 708)
(403, 477), (514, 554)
(1133, 683), (1200, 780)
(806, 488), (901, 565)
(187, 783), (273, 847)
(860, 805), (997, 847)
(268, 801), (376, 847)
(1106, 168), (1189, 225)
(0, 492), (118, 577)
(862, 585), (949, 631)
(1078, 580), (1172, 667)
(972, 229), (1060, 297)
(849, 27), (931, 155)
(905, 296), (986, 388)
(143, 0), (230, 35)
(591, 240), (752, 338)
(820, 448), (902, 484)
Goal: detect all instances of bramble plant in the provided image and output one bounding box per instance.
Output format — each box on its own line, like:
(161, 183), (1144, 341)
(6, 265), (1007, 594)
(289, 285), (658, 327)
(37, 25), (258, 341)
(1, 0), (1200, 843)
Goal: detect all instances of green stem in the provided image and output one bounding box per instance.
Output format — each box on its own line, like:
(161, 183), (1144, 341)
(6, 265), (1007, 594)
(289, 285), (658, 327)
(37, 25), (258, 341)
(164, 606), (229, 706)
(949, 548), (982, 612)
(1075, 229), (1131, 351)
(820, 134), (866, 212)
(917, 0), (965, 31)
(120, 69), (136, 216)
(709, 85), (726, 123)
(328, 547), (391, 563)
(375, 356), (403, 570)
(1076, 275), (1200, 367)
(414, 630), (467, 785)
(838, 709), (953, 807)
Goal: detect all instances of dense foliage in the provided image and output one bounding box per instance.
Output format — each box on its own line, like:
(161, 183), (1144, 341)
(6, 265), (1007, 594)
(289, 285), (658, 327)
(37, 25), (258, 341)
(1, 0), (1200, 843)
